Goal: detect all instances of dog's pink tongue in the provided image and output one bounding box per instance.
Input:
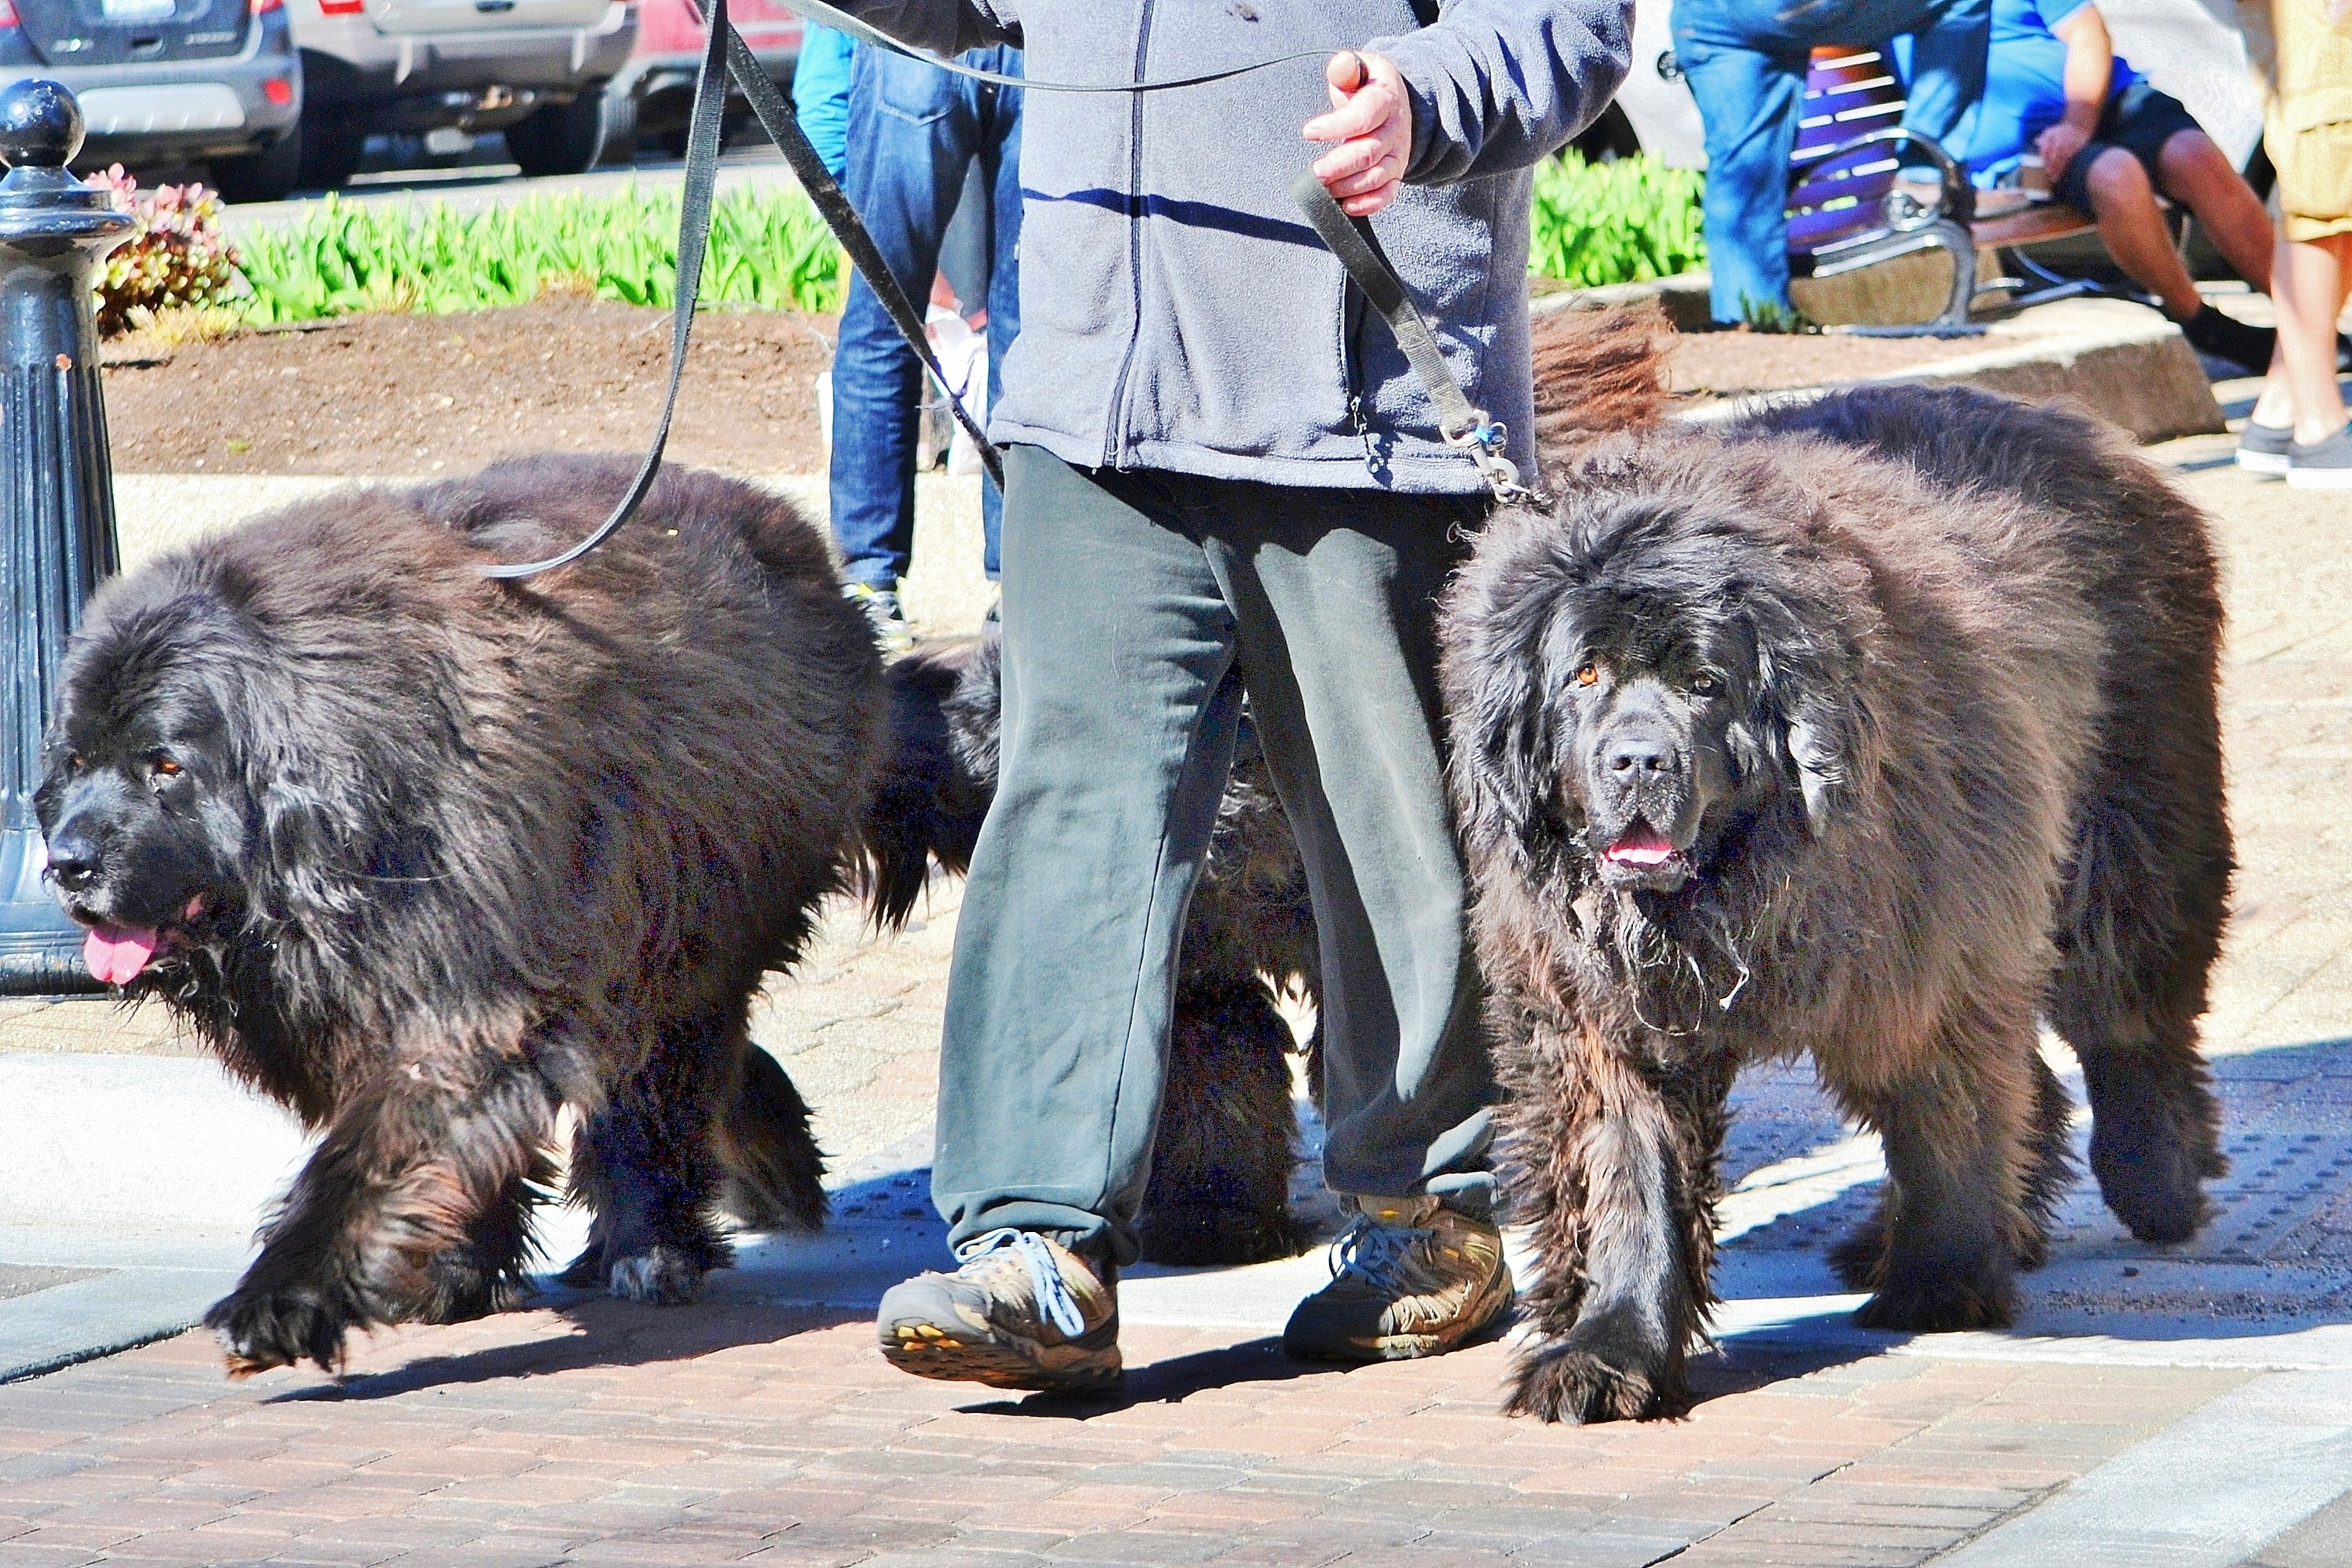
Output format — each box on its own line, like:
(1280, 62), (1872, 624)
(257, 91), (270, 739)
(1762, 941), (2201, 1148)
(83, 924), (157, 985)
(1605, 824), (1678, 867)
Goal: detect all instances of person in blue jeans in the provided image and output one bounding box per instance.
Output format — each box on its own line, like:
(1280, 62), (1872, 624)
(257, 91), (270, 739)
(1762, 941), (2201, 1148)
(1673, 0), (1990, 326)
(828, 40), (1022, 649)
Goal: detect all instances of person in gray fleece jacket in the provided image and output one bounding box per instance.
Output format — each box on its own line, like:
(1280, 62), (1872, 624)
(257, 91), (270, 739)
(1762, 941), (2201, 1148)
(848, 0), (1631, 1394)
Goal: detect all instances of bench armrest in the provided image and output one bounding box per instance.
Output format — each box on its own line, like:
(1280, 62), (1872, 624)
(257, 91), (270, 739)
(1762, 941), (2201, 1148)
(1790, 126), (1976, 227)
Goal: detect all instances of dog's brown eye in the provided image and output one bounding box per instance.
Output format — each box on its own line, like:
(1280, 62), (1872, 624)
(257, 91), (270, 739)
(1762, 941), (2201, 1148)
(1691, 673), (1721, 697)
(150, 757), (183, 779)
(1575, 664), (1600, 688)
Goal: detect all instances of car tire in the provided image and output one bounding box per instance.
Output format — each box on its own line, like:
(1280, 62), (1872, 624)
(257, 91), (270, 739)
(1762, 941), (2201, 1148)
(296, 113), (367, 192)
(505, 89), (618, 177)
(595, 85), (638, 166)
(209, 127), (304, 204)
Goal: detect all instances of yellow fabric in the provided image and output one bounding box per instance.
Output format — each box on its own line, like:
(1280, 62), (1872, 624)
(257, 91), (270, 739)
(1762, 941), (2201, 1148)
(2266, 0), (2352, 235)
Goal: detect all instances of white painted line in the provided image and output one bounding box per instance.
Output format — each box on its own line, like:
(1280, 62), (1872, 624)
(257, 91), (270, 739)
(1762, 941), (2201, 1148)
(1932, 1370), (2352, 1567)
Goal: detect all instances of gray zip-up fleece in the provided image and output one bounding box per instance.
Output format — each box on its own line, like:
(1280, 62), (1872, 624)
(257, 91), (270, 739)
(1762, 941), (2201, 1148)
(837, 0), (1631, 492)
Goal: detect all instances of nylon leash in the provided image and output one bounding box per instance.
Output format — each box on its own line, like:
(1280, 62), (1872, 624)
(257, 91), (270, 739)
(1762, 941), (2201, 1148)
(1291, 174), (1544, 508)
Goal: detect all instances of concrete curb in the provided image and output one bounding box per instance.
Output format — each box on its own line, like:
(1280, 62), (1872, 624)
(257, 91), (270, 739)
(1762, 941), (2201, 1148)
(1538, 273), (2228, 445)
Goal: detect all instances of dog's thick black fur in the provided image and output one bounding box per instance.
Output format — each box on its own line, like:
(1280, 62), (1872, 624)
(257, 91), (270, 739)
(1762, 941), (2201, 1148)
(1445, 381), (2230, 1423)
(865, 631), (1320, 1266)
(36, 456), (887, 1375)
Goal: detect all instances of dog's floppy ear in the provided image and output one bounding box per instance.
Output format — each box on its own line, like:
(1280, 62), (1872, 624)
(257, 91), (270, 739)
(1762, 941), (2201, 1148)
(1748, 596), (1874, 840)
(1782, 697), (1853, 838)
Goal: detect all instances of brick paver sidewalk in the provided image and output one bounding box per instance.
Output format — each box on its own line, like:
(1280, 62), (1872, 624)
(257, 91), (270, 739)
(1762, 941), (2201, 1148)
(0, 1304), (2251, 1567)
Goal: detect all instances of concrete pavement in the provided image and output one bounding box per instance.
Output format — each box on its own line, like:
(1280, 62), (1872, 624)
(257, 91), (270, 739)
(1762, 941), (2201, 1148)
(0, 422), (2346, 1563)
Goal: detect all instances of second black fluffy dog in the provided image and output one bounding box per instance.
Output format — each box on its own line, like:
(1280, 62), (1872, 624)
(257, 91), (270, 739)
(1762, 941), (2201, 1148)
(865, 632), (1320, 1266)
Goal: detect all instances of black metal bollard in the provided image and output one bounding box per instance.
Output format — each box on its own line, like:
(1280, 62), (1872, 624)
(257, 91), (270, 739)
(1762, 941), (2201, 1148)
(0, 81), (130, 994)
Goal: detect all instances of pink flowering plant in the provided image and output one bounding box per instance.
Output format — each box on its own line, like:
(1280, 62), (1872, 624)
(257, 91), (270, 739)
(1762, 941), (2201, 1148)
(87, 165), (241, 334)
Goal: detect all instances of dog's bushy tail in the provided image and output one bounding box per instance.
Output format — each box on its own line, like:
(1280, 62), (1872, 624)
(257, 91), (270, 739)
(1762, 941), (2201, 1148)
(714, 1043), (828, 1232)
(856, 634), (1001, 933)
(1531, 298), (1675, 463)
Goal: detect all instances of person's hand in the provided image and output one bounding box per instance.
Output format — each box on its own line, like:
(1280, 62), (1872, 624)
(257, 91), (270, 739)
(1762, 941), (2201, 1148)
(2037, 121), (2091, 184)
(1305, 51), (1413, 217)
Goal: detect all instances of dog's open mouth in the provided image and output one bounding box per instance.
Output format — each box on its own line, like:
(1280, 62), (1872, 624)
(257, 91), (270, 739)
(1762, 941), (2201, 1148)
(1603, 820), (1684, 869)
(83, 923), (160, 985)
(75, 896), (205, 985)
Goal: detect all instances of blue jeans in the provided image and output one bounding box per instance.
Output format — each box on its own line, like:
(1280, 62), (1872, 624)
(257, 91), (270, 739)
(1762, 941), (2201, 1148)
(830, 43), (1022, 590)
(1674, 0), (1989, 323)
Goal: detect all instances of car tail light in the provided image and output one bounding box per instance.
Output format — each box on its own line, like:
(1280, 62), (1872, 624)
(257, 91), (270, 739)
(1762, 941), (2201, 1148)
(262, 76), (293, 103)
(0, 1), (20, 27)
(250, 0), (282, 12)
(317, 0), (364, 13)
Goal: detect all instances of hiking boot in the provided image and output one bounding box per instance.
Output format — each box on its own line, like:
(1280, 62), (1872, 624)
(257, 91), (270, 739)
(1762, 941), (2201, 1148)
(845, 581), (914, 655)
(2287, 422), (2352, 490)
(2237, 419), (2293, 477)
(1282, 1195), (1513, 1362)
(877, 1229), (1121, 1392)
(2178, 304), (2276, 379)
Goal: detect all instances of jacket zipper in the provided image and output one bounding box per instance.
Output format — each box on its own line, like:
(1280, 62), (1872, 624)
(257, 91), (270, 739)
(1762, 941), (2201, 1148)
(1099, 0), (1157, 472)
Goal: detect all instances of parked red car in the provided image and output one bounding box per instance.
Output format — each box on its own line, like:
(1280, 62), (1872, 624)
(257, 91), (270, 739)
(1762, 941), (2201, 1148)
(603, 0), (798, 158)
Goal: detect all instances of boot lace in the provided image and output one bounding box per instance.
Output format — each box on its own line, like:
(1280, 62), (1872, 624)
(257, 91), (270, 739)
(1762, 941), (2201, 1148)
(956, 1228), (1087, 1336)
(1326, 1212), (1447, 1295)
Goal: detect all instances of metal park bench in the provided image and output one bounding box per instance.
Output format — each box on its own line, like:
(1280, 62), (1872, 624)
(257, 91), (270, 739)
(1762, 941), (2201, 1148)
(1787, 45), (2118, 332)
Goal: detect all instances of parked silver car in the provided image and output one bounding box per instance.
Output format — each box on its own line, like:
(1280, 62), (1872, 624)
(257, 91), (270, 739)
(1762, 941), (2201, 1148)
(232, 0), (631, 198)
(0, 0), (302, 187)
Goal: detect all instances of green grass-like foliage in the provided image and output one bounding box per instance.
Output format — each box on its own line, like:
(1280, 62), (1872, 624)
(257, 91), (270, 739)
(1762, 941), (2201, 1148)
(232, 152), (1701, 326)
(235, 183), (849, 323)
(1527, 151), (1706, 289)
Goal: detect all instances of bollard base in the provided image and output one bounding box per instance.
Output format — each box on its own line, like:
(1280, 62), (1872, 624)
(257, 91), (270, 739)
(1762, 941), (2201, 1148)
(0, 825), (101, 996)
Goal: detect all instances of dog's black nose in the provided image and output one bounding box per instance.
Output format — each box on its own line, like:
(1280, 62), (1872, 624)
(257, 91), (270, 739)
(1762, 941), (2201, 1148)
(45, 826), (100, 892)
(1606, 736), (1679, 778)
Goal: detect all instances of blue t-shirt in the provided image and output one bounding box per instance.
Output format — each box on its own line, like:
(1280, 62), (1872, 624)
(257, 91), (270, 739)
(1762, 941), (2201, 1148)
(792, 23), (857, 181)
(1958, 0), (2141, 184)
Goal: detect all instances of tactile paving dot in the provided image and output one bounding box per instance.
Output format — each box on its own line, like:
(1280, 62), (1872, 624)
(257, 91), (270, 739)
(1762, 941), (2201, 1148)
(1721, 1130), (2352, 1266)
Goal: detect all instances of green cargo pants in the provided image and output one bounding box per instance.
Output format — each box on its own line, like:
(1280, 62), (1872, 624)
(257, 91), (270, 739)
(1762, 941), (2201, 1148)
(933, 444), (1499, 1266)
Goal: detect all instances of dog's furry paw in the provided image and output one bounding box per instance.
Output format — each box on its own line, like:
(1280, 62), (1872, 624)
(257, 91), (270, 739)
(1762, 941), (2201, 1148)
(1138, 1203), (1303, 1268)
(205, 1285), (352, 1378)
(2091, 1134), (2215, 1247)
(608, 1246), (708, 1305)
(1853, 1269), (2017, 1333)
(1503, 1339), (1673, 1424)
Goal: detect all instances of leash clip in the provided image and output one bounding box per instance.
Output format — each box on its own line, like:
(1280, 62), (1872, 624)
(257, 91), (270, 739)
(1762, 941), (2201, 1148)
(1445, 413), (1547, 509)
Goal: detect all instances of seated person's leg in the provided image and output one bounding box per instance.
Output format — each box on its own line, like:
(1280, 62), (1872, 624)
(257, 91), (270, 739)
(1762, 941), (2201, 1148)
(1673, 30), (1805, 324)
(2155, 127), (2277, 291)
(2067, 85), (2278, 373)
(2063, 142), (2203, 319)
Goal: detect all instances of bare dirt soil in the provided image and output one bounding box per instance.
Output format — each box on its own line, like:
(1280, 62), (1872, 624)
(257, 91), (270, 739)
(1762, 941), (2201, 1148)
(100, 295), (1999, 477)
(101, 296), (836, 477)
(1667, 326), (1992, 401)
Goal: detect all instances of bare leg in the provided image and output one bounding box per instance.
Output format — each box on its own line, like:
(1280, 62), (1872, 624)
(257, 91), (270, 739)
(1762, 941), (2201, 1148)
(2081, 147), (2204, 319)
(2274, 232), (2352, 445)
(2157, 130), (2276, 290)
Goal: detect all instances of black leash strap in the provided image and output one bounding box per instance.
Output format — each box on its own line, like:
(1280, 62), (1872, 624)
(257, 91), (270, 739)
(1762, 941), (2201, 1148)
(481, 0), (735, 579)
(1291, 174), (1542, 508)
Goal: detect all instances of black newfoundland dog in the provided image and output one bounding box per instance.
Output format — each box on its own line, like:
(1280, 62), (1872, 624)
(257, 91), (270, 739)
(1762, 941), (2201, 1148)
(864, 631), (1321, 1266)
(36, 455), (887, 1375)
(1445, 381), (2231, 1423)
